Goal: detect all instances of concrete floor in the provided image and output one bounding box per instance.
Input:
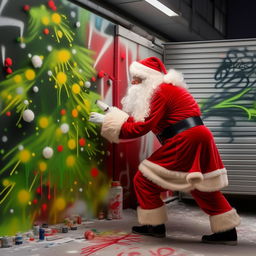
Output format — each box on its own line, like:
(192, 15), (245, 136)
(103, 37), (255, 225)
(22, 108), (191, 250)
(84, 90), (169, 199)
(1, 198), (256, 256)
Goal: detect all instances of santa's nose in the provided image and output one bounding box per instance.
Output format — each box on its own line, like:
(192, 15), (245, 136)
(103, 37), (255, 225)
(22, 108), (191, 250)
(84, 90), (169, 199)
(131, 77), (142, 84)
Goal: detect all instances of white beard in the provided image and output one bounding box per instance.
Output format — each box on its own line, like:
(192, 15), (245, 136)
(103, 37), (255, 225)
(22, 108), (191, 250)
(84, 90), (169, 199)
(121, 75), (163, 122)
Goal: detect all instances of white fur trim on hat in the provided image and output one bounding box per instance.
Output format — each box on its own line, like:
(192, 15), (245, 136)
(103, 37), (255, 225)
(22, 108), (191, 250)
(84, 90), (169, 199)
(210, 208), (241, 233)
(137, 205), (168, 225)
(101, 107), (129, 143)
(163, 69), (188, 88)
(130, 61), (163, 80)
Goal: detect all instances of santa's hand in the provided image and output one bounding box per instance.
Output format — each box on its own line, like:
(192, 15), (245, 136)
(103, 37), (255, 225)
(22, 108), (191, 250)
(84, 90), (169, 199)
(88, 112), (105, 124)
(95, 100), (111, 112)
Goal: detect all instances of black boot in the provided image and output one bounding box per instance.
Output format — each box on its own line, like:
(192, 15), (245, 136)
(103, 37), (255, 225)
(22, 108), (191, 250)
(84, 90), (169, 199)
(132, 224), (166, 238)
(201, 228), (237, 245)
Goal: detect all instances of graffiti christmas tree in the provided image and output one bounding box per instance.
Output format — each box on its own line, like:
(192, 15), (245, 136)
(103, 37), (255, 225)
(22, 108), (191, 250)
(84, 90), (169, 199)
(0, 0), (109, 235)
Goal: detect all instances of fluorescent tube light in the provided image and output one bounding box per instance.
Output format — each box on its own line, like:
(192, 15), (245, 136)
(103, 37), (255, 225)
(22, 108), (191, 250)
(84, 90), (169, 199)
(145, 0), (178, 17)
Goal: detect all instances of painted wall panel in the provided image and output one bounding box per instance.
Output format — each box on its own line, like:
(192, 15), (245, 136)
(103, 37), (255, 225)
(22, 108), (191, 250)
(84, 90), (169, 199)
(112, 29), (164, 208)
(0, 0), (116, 235)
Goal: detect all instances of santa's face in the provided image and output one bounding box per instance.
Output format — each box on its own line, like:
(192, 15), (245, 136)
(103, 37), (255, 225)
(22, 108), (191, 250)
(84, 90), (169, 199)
(121, 75), (163, 122)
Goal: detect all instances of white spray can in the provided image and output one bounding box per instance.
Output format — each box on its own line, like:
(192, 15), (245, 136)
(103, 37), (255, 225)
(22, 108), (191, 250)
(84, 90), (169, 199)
(108, 181), (123, 219)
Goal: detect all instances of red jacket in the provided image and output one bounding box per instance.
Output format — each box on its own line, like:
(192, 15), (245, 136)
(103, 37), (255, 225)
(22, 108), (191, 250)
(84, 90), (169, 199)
(101, 83), (228, 192)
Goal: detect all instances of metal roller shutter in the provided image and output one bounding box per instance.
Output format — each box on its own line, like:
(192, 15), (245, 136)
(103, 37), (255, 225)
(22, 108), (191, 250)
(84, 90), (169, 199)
(164, 39), (256, 195)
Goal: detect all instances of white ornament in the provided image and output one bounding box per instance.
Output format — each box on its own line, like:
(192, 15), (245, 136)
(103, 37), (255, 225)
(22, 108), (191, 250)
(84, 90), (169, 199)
(2, 136), (8, 143)
(33, 86), (39, 93)
(60, 123), (69, 133)
(18, 145), (24, 151)
(79, 188), (83, 192)
(47, 45), (53, 52)
(47, 70), (53, 76)
(10, 209), (14, 214)
(84, 81), (91, 88)
(75, 21), (80, 28)
(24, 100), (29, 105)
(31, 55), (43, 68)
(28, 53), (32, 58)
(20, 43), (26, 48)
(16, 87), (23, 95)
(42, 147), (54, 159)
(70, 11), (76, 18)
(71, 49), (77, 54)
(23, 109), (35, 122)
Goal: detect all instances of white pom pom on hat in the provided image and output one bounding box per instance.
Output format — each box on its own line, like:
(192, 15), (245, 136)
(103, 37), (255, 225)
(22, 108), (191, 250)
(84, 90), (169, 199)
(163, 69), (188, 88)
(129, 56), (187, 88)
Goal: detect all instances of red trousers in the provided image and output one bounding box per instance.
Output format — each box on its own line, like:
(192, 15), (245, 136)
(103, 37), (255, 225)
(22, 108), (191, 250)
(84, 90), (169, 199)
(133, 171), (232, 216)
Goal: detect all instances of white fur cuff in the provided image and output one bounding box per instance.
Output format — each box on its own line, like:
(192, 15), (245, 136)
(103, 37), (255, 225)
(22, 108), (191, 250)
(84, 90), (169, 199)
(101, 107), (129, 143)
(186, 172), (204, 185)
(210, 208), (241, 233)
(137, 205), (168, 225)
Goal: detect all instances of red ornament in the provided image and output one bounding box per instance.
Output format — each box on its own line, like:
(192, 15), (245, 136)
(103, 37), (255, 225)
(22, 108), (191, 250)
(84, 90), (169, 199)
(60, 109), (66, 115)
(4, 57), (12, 67)
(91, 77), (96, 82)
(36, 187), (42, 195)
(48, 0), (55, 8)
(57, 145), (63, 152)
(79, 138), (86, 147)
(97, 71), (105, 78)
(84, 230), (95, 240)
(48, 0), (57, 11)
(90, 167), (99, 178)
(23, 5), (30, 12)
(43, 28), (50, 35)
(33, 199), (38, 204)
(6, 111), (11, 117)
(47, 194), (51, 200)
(5, 67), (13, 74)
(42, 203), (47, 212)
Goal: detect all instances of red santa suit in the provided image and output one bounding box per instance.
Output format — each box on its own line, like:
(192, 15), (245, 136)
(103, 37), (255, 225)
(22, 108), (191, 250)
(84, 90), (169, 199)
(101, 57), (240, 234)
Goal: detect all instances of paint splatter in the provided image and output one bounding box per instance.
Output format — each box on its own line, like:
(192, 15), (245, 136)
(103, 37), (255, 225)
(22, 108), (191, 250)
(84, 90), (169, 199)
(81, 233), (141, 256)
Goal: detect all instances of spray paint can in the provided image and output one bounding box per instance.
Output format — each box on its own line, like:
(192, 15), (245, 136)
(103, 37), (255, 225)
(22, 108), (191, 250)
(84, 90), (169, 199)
(61, 227), (68, 233)
(1, 236), (12, 248)
(15, 234), (23, 245)
(39, 228), (45, 240)
(77, 215), (82, 224)
(108, 181), (123, 219)
(33, 224), (40, 236)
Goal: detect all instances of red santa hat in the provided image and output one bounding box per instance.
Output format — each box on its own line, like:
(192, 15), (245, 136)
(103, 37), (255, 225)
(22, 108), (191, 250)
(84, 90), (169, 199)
(129, 57), (187, 88)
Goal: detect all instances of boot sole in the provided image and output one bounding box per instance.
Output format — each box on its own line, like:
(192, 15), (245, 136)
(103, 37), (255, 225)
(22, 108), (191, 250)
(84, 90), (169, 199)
(132, 230), (166, 238)
(201, 240), (237, 246)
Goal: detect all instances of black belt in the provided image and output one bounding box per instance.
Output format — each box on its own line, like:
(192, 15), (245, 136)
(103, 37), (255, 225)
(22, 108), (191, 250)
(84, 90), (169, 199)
(156, 116), (204, 144)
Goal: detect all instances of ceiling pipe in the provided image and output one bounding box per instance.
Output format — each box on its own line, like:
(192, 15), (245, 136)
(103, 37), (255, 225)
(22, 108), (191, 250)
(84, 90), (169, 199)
(68, 0), (165, 47)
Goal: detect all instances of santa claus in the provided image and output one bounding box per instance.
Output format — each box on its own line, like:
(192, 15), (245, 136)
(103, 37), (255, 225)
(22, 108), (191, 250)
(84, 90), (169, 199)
(89, 57), (240, 245)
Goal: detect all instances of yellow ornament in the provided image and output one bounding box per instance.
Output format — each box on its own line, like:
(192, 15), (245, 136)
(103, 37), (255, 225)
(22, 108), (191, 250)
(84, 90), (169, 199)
(18, 190), (30, 204)
(68, 139), (76, 150)
(19, 149), (31, 163)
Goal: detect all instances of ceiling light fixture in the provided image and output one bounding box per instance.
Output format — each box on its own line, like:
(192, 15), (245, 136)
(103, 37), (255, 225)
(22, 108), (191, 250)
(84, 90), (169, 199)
(145, 0), (178, 17)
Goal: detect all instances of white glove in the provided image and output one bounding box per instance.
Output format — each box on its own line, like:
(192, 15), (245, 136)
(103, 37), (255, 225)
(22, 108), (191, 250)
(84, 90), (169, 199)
(95, 100), (111, 112)
(88, 112), (105, 124)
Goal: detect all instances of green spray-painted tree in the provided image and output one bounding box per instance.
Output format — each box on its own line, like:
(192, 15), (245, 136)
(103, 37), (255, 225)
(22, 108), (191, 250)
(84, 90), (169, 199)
(0, 1), (109, 235)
